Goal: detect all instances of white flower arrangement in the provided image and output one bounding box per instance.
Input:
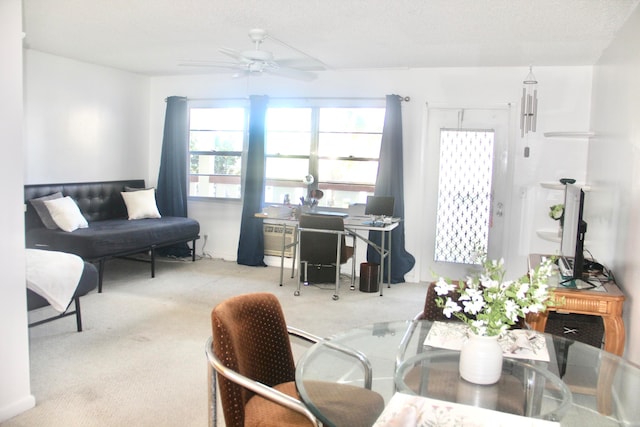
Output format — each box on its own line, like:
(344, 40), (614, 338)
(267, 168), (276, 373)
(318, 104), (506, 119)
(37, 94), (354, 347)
(434, 255), (556, 337)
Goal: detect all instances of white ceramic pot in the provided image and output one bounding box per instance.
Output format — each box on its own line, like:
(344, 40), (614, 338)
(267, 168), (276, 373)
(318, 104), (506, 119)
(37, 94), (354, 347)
(459, 333), (503, 385)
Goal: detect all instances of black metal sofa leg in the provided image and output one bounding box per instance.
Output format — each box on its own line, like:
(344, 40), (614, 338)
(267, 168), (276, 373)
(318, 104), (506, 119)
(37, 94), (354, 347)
(97, 260), (105, 293)
(150, 246), (156, 278)
(74, 296), (83, 332)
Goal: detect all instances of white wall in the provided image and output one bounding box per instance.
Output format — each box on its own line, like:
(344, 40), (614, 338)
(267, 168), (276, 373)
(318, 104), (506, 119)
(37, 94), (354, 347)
(0, 0), (35, 422)
(23, 50), (151, 185)
(21, 53), (593, 282)
(149, 67), (593, 280)
(589, 5), (640, 363)
(13, 16), (640, 416)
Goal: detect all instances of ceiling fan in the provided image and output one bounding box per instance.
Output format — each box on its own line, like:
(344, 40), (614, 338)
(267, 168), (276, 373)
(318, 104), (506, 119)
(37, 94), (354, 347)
(180, 29), (324, 81)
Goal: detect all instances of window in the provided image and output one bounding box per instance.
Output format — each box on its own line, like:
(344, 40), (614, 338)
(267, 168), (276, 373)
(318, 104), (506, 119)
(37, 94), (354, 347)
(265, 107), (385, 208)
(188, 104), (385, 207)
(188, 107), (246, 199)
(434, 129), (494, 264)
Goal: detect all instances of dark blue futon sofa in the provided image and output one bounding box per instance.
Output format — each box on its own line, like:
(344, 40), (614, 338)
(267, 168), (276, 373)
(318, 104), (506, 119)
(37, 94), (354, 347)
(24, 180), (200, 292)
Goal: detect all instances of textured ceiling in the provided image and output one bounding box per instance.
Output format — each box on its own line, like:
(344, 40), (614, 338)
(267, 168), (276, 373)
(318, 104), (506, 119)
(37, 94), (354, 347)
(22, 0), (640, 76)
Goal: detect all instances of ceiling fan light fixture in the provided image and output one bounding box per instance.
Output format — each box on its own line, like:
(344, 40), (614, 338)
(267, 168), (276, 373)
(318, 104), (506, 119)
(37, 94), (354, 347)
(247, 62), (266, 73)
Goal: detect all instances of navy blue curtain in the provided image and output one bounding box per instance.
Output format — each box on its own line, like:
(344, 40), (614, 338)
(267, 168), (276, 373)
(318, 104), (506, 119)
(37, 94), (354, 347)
(367, 95), (416, 283)
(237, 95), (269, 266)
(156, 96), (192, 258)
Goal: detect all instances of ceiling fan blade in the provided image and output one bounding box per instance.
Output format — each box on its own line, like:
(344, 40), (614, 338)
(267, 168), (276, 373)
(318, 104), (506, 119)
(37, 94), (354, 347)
(219, 47), (251, 63)
(178, 60), (242, 68)
(276, 58), (326, 71)
(266, 65), (317, 81)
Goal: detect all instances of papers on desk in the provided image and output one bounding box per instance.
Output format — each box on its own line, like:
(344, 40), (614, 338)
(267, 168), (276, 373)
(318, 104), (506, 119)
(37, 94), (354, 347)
(424, 322), (550, 362)
(373, 392), (559, 427)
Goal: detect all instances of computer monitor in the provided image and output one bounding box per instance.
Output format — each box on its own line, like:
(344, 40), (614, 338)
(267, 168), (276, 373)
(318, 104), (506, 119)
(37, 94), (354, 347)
(364, 196), (395, 217)
(560, 184), (588, 285)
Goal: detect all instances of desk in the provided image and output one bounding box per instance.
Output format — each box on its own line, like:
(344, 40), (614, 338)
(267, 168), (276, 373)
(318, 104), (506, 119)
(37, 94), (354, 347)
(526, 254), (626, 356)
(296, 320), (640, 426)
(259, 214), (398, 296)
(344, 218), (398, 296)
(258, 216), (298, 287)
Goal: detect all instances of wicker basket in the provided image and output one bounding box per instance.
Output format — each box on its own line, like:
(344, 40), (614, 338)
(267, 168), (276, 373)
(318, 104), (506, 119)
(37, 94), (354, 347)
(545, 312), (604, 348)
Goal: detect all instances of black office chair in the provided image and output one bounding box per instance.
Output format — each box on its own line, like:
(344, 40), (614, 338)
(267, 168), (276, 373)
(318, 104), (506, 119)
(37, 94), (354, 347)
(296, 214), (355, 300)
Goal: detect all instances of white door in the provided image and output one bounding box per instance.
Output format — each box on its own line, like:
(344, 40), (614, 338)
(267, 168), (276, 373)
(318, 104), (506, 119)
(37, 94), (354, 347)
(422, 106), (513, 280)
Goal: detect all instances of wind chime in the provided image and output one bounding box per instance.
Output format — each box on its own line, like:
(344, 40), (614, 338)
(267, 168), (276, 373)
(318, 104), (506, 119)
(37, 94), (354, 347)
(520, 66), (538, 137)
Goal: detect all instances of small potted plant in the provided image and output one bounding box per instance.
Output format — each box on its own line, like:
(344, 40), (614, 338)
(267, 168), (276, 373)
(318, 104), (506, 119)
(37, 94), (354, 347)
(549, 204), (564, 236)
(434, 255), (555, 384)
(549, 204), (564, 223)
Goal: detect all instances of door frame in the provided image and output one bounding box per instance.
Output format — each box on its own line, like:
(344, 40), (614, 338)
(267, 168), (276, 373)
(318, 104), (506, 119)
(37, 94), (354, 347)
(418, 103), (516, 281)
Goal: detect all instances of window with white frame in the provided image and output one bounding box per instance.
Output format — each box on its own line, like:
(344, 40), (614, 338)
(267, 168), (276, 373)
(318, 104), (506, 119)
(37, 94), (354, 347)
(265, 106), (385, 208)
(188, 107), (246, 199)
(188, 104), (385, 207)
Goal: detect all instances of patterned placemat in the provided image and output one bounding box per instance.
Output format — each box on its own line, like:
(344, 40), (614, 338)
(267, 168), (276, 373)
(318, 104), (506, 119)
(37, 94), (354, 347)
(424, 322), (550, 362)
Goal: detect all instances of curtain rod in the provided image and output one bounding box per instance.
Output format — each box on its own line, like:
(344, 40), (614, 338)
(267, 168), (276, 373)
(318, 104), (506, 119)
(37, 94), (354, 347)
(167, 95), (410, 102)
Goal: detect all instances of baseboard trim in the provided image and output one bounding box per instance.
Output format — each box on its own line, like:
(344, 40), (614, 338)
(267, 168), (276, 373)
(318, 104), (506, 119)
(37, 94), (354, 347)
(0, 394), (36, 423)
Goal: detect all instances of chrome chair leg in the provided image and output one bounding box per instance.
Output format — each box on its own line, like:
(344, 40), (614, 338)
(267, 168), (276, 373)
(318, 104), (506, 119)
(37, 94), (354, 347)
(350, 236), (356, 290)
(208, 348), (218, 427)
(295, 261), (306, 296)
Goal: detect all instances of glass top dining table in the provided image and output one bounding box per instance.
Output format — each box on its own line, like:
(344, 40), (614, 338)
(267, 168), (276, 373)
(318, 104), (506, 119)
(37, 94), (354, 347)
(295, 320), (640, 427)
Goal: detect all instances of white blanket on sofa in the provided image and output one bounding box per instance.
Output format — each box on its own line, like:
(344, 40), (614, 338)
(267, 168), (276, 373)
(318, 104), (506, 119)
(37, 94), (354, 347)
(26, 249), (85, 312)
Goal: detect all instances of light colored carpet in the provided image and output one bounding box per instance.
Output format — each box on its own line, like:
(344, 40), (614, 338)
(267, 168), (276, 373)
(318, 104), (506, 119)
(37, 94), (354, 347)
(5, 256), (427, 427)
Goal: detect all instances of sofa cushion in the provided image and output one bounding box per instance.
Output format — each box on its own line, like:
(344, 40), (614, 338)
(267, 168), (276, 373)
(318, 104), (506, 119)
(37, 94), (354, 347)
(25, 217), (200, 260)
(29, 192), (63, 229)
(24, 180), (146, 228)
(44, 196), (89, 232)
(121, 188), (161, 220)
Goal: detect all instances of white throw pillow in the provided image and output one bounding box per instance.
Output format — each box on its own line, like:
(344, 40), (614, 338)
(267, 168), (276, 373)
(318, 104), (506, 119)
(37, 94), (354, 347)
(43, 196), (89, 232)
(121, 188), (161, 220)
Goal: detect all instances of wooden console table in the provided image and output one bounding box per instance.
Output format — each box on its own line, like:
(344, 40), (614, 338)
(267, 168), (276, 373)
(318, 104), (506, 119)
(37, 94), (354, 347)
(526, 254), (626, 356)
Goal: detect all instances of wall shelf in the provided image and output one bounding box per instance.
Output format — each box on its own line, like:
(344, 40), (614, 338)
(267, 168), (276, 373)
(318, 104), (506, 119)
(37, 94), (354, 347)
(543, 131), (595, 138)
(539, 182), (591, 191)
(540, 182), (565, 190)
(537, 229), (561, 243)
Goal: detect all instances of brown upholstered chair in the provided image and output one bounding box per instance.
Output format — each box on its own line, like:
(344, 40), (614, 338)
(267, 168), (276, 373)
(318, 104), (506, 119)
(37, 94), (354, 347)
(414, 281), (463, 322)
(296, 214), (355, 300)
(206, 292), (384, 427)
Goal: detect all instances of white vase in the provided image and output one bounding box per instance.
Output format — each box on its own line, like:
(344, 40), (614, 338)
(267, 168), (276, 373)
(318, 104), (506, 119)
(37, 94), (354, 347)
(459, 333), (503, 385)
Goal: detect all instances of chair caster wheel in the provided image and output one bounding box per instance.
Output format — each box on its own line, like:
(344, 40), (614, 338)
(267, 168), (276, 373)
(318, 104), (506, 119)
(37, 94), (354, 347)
(294, 290), (300, 296)
(332, 294), (339, 301)
(350, 285), (355, 291)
